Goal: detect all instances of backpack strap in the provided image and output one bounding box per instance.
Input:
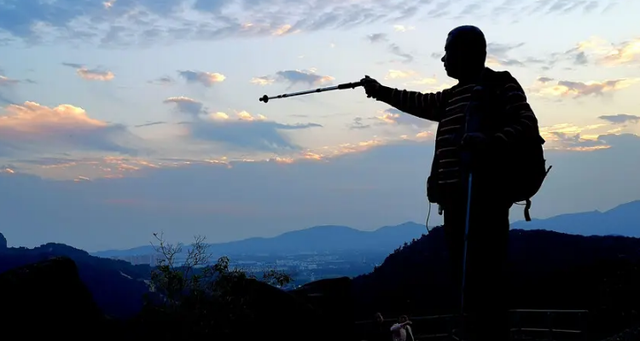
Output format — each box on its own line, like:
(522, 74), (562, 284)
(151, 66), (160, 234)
(522, 165), (552, 221)
(524, 199), (532, 222)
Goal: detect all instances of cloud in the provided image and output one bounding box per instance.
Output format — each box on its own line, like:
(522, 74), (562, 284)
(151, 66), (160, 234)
(572, 36), (640, 67)
(0, 101), (138, 157)
(0, 74), (25, 104)
(598, 114), (640, 125)
(349, 117), (371, 130)
(484, 42), (551, 69)
(392, 25), (414, 32)
(250, 76), (275, 86)
(539, 121), (640, 151)
(523, 0), (617, 16)
(487, 42), (525, 59)
(385, 70), (418, 79)
(162, 96), (321, 152)
(62, 63), (114, 81)
(531, 78), (639, 98)
(537, 77), (555, 84)
(545, 132), (611, 151)
(376, 108), (432, 128)
(382, 70), (441, 89)
(1, 128), (639, 251)
(149, 76), (175, 85)
(251, 69), (334, 88)
(178, 70), (226, 87)
(0, 0), (427, 46)
(186, 113), (322, 152)
(369, 35), (414, 64)
(544, 131), (640, 152)
(271, 24), (300, 36)
(425, 0), (452, 18)
(0, 0), (621, 47)
(531, 36), (640, 71)
(103, 0), (116, 9)
(366, 33), (388, 43)
(388, 43), (413, 63)
(346, 108), (434, 131)
(0, 75), (20, 86)
(163, 96), (204, 116)
(135, 121), (167, 128)
(481, 37), (640, 71)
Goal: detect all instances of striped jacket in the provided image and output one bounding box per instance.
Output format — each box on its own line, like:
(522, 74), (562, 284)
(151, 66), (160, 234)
(375, 68), (538, 194)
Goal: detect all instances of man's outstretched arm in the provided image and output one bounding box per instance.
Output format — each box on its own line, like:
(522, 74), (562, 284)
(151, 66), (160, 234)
(374, 86), (446, 122)
(361, 76), (446, 122)
(492, 75), (539, 144)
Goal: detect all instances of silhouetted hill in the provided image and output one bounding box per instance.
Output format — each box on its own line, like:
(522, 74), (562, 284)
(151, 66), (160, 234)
(93, 222), (429, 258)
(350, 226), (640, 340)
(0, 256), (106, 338)
(512, 200), (640, 236)
(0, 234), (152, 318)
(0, 255), (348, 341)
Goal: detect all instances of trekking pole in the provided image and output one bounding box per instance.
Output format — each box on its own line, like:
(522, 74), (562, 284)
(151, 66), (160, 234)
(258, 80), (364, 103)
(458, 83), (486, 340)
(459, 172), (473, 339)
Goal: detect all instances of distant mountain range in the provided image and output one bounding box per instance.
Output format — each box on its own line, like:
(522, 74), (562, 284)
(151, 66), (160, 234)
(92, 222), (429, 258)
(93, 200), (640, 259)
(512, 199), (640, 237)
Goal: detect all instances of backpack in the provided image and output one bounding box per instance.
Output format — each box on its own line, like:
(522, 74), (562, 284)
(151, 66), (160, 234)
(427, 68), (551, 221)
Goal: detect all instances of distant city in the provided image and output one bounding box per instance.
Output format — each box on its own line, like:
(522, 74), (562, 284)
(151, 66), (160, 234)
(108, 250), (389, 288)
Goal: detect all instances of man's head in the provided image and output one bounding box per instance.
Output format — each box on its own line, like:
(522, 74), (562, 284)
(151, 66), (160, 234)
(441, 25), (487, 80)
(398, 315), (408, 323)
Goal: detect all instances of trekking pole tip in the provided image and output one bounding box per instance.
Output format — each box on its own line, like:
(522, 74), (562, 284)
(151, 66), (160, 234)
(259, 95), (269, 103)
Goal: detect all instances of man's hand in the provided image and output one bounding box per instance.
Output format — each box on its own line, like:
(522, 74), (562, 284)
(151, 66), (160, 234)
(461, 132), (488, 151)
(361, 75), (381, 99)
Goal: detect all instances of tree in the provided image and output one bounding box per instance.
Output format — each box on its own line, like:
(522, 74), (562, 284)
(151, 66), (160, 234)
(139, 232), (294, 338)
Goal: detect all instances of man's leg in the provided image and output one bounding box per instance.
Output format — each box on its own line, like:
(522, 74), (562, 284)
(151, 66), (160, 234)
(465, 198), (511, 341)
(442, 198), (467, 337)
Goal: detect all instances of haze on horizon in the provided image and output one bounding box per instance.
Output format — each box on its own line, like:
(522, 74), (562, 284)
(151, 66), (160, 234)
(0, 0), (639, 252)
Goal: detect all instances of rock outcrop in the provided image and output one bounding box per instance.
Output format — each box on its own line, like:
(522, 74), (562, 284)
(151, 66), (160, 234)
(0, 232), (7, 249)
(0, 256), (105, 337)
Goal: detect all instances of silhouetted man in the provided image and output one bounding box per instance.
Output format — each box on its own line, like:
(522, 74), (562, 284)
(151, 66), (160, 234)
(390, 315), (414, 341)
(361, 25), (545, 341)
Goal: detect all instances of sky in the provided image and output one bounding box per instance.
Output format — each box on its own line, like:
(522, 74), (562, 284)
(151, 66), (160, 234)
(0, 0), (639, 251)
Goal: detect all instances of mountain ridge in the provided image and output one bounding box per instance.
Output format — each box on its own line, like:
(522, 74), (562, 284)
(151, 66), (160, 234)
(512, 199), (640, 236)
(92, 221), (428, 258)
(93, 200), (640, 258)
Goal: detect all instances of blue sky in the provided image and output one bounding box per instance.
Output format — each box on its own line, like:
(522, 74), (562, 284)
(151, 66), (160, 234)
(0, 0), (639, 251)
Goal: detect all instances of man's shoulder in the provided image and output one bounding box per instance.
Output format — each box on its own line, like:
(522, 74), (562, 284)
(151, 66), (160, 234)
(484, 67), (518, 84)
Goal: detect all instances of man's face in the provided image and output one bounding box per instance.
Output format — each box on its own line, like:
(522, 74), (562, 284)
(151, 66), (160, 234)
(399, 316), (408, 323)
(375, 314), (383, 323)
(441, 34), (460, 79)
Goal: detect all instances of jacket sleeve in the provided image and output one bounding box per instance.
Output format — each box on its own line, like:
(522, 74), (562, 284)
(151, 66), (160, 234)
(492, 74), (539, 144)
(375, 86), (448, 122)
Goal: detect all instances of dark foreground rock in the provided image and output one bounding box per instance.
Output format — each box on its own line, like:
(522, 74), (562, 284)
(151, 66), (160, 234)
(128, 275), (354, 341)
(0, 254), (356, 341)
(0, 256), (105, 337)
